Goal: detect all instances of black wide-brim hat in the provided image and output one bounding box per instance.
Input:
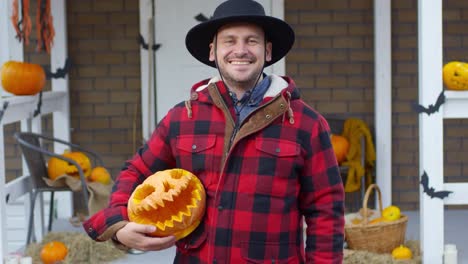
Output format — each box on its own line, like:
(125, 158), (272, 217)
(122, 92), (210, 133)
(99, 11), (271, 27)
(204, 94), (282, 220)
(185, 0), (295, 68)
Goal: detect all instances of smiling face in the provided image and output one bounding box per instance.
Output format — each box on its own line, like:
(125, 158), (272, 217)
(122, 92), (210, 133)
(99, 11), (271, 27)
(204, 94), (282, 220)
(209, 22), (272, 94)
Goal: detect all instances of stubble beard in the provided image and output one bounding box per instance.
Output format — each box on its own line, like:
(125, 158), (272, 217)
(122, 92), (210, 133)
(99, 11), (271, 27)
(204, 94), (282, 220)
(218, 62), (262, 92)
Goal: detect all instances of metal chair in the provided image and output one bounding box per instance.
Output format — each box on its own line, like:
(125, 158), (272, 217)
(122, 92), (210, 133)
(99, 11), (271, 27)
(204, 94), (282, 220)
(14, 132), (103, 244)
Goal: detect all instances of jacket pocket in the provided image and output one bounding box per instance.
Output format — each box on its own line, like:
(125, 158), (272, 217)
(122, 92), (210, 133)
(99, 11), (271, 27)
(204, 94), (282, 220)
(240, 241), (302, 264)
(177, 134), (216, 153)
(253, 138), (301, 198)
(176, 134), (217, 186)
(255, 138), (300, 157)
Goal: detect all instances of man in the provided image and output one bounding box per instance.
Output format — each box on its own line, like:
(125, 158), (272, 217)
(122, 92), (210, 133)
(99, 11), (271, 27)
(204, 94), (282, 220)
(83, 0), (345, 263)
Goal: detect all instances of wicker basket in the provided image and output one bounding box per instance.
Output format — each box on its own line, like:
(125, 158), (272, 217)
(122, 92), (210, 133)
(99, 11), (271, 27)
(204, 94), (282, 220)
(344, 184), (408, 254)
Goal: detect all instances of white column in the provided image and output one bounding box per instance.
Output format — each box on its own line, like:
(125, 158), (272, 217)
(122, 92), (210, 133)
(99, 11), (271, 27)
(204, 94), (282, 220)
(0, 128), (6, 259)
(374, 0), (392, 207)
(269, 0), (285, 76)
(418, 0), (444, 263)
(51, 0), (72, 218)
(0, 0), (24, 93)
(139, 0), (156, 141)
(0, 0), (24, 259)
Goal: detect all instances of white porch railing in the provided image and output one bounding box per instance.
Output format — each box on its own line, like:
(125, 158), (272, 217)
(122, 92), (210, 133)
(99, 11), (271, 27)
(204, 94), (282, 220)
(0, 0), (71, 259)
(418, 1), (468, 263)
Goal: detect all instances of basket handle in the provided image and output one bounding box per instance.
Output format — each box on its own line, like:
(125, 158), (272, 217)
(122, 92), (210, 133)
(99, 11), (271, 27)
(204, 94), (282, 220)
(362, 184), (383, 225)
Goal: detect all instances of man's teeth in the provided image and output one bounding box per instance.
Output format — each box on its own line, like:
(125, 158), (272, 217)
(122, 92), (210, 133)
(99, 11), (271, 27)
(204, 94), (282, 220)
(230, 61), (250, 65)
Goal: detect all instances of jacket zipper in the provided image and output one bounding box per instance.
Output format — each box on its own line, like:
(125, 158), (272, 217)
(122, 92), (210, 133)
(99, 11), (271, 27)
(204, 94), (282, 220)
(228, 120), (240, 150)
(209, 84), (235, 262)
(211, 85), (285, 262)
(228, 92), (283, 150)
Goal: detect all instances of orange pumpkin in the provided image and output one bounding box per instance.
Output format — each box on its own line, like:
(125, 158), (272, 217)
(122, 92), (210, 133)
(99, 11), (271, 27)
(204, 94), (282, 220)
(0, 60), (46, 95)
(40, 241), (68, 264)
(47, 151), (92, 180)
(330, 134), (350, 164)
(127, 169), (206, 240)
(89, 166), (112, 185)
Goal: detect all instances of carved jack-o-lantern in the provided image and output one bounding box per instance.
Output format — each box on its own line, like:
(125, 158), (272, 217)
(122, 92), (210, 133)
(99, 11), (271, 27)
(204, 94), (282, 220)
(127, 169), (206, 240)
(443, 61), (468, 91)
(47, 151), (92, 180)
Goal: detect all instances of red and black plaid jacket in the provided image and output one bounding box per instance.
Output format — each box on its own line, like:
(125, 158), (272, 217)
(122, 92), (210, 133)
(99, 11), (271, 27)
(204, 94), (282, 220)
(83, 75), (345, 263)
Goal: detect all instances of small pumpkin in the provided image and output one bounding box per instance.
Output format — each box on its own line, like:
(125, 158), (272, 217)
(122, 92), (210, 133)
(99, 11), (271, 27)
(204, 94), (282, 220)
(368, 217), (384, 225)
(89, 166), (112, 185)
(382, 205), (401, 222)
(40, 241), (68, 264)
(127, 168), (206, 240)
(443, 61), (468, 91)
(0, 60), (46, 95)
(392, 245), (412, 260)
(330, 134), (350, 164)
(47, 151), (92, 180)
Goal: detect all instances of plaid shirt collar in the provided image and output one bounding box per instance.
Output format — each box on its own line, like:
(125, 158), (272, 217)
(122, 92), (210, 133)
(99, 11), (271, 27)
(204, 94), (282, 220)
(228, 74), (271, 123)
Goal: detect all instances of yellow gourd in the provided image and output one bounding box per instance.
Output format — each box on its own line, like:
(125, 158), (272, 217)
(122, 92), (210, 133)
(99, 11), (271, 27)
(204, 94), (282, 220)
(392, 245), (412, 260)
(382, 205), (401, 222)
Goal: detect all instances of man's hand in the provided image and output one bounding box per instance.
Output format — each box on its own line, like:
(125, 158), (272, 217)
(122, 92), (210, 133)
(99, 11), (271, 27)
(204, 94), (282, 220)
(115, 222), (176, 251)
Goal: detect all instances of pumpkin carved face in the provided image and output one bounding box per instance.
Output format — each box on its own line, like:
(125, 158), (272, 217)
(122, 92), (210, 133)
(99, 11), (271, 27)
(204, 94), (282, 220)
(443, 61), (468, 91)
(47, 151), (92, 180)
(330, 134), (350, 164)
(127, 169), (206, 240)
(0, 60), (46, 95)
(40, 241), (68, 264)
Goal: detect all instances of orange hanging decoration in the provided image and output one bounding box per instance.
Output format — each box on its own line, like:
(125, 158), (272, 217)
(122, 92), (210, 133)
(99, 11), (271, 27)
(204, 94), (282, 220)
(23, 0), (32, 44)
(36, 0), (55, 53)
(11, 0), (32, 45)
(10, 0), (54, 53)
(11, 0), (20, 38)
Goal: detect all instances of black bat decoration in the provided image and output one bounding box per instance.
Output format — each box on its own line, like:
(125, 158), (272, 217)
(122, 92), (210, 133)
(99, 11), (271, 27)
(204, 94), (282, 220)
(420, 171), (452, 199)
(33, 91), (43, 117)
(0, 101), (9, 123)
(138, 34), (161, 51)
(45, 58), (72, 79)
(413, 90), (445, 115)
(195, 13), (211, 22)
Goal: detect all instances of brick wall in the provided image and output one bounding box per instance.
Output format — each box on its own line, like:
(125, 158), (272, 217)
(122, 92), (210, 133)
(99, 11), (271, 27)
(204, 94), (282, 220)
(285, 0), (468, 210)
(66, 0), (141, 177)
(4, 0), (468, 210)
(5, 0), (141, 181)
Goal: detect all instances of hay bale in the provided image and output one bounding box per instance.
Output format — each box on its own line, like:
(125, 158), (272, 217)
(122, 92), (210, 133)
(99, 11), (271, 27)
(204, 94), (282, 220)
(25, 232), (126, 264)
(344, 240), (421, 264)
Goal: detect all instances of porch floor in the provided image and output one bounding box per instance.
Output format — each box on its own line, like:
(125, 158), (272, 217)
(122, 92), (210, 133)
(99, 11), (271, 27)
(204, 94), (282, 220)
(49, 209), (467, 263)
